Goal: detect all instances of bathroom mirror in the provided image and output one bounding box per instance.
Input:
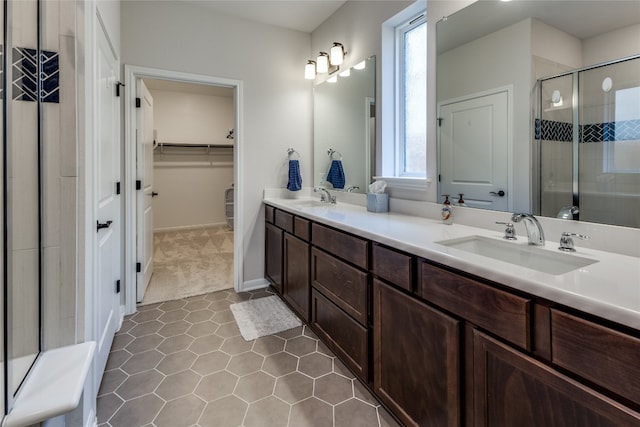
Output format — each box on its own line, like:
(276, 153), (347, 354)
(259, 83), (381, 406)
(313, 55), (375, 193)
(437, 0), (640, 228)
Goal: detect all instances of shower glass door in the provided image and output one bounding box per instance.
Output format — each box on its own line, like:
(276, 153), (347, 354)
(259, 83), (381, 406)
(579, 57), (640, 227)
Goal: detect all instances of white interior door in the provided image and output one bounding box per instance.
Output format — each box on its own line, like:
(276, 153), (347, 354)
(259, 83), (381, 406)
(439, 90), (510, 211)
(136, 79), (154, 302)
(94, 21), (121, 384)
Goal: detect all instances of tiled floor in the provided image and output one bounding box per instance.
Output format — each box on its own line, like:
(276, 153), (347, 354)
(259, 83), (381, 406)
(142, 226), (234, 305)
(97, 288), (400, 427)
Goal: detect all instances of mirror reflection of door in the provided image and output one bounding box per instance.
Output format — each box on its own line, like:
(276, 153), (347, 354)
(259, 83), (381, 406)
(439, 89), (511, 211)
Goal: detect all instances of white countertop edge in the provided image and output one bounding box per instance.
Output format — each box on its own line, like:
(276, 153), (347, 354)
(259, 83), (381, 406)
(264, 197), (640, 331)
(3, 342), (96, 427)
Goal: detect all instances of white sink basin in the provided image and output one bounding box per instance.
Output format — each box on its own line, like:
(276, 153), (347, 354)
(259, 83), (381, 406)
(436, 235), (597, 275)
(285, 199), (328, 208)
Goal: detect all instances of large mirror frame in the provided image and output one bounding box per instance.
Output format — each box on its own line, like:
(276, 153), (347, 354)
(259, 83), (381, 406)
(436, 0), (640, 228)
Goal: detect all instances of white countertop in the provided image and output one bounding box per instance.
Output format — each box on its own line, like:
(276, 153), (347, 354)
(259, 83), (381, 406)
(264, 197), (640, 331)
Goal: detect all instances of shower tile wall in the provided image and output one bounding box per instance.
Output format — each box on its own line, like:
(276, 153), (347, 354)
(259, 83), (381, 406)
(40, 0), (78, 350)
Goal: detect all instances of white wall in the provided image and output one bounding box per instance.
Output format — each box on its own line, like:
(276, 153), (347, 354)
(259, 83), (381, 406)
(121, 1), (312, 286)
(583, 23), (640, 66)
(150, 89), (234, 145)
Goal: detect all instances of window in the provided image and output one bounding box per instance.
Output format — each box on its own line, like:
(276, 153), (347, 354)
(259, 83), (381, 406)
(380, 3), (428, 186)
(397, 14), (427, 177)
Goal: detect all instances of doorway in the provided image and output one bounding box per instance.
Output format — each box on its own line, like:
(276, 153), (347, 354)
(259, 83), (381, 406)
(123, 66), (244, 315)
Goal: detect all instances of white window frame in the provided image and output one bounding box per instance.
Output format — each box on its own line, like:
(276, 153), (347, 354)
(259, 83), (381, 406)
(379, 1), (430, 192)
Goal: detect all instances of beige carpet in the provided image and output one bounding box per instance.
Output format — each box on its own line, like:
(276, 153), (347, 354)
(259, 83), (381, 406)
(140, 225), (234, 305)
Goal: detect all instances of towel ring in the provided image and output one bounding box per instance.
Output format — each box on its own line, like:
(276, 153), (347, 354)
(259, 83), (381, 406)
(327, 148), (342, 160)
(287, 147), (301, 159)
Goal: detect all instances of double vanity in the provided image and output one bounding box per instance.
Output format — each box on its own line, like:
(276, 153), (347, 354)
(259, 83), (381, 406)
(263, 195), (640, 426)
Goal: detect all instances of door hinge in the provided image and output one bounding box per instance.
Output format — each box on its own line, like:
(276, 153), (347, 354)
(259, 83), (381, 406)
(135, 97), (141, 108)
(115, 279), (121, 293)
(115, 81), (125, 97)
(116, 181), (121, 195)
(438, 174), (441, 182)
(136, 262), (141, 273)
(136, 180), (142, 190)
(437, 117), (443, 127)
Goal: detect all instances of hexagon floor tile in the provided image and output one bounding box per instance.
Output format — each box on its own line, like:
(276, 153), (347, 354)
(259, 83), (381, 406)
(97, 288), (401, 427)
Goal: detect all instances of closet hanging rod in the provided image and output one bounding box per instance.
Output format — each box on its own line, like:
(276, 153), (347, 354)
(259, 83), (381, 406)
(155, 142), (234, 149)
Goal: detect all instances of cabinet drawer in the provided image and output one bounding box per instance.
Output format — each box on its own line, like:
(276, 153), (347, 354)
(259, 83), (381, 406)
(311, 248), (368, 325)
(311, 223), (368, 270)
(311, 289), (368, 381)
(372, 243), (413, 292)
(420, 261), (531, 350)
(265, 204), (275, 224)
(294, 216), (311, 242)
(274, 209), (294, 233)
(551, 310), (640, 405)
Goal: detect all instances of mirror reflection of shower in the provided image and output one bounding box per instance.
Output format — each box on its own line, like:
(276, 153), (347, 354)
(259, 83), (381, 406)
(535, 55), (640, 228)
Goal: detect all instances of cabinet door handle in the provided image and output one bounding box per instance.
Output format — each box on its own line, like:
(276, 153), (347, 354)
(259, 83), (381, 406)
(151, 191), (159, 197)
(490, 190), (506, 197)
(97, 220), (113, 232)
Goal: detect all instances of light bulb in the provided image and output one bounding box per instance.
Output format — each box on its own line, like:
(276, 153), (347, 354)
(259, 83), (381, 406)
(316, 52), (329, 74)
(330, 43), (344, 65)
(304, 60), (316, 80)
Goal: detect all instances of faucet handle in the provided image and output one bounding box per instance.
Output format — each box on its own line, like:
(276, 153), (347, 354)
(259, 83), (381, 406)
(496, 221), (517, 240)
(559, 232), (589, 252)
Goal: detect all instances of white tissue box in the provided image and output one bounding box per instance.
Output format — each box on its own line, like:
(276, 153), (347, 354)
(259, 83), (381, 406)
(367, 193), (389, 213)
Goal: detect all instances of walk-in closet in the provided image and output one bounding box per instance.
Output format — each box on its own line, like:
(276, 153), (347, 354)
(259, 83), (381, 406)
(139, 79), (236, 305)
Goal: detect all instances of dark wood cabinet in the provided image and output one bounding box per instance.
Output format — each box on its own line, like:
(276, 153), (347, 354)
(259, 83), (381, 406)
(473, 330), (640, 427)
(265, 202), (640, 427)
(283, 233), (310, 322)
(550, 309), (640, 405)
(265, 222), (283, 294)
(311, 289), (368, 380)
(373, 279), (461, 427)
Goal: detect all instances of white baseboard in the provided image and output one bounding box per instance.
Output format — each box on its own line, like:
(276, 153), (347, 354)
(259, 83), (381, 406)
(153, 222), (228, 233)
(240, 278), (270, 292)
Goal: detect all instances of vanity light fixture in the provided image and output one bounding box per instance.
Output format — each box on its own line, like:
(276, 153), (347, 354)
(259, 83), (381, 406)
(304, 60), (316, 80)
(317, 52), (329, 73)
(304, 42), (348, 79)
(330, 42), (346, 65)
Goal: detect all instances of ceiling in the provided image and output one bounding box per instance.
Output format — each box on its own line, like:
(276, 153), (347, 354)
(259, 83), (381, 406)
(182, 0), (348, 33)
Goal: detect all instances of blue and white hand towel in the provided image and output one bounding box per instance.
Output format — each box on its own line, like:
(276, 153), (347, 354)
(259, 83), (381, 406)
(287, 159), (302, 191)
(326, 159), (345, 189)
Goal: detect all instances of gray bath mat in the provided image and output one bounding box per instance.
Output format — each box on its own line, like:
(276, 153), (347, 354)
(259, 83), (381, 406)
(230, 295), (302, 341)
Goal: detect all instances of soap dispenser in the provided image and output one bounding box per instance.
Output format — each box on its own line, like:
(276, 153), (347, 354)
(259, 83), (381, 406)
(441, 195), (453, 225)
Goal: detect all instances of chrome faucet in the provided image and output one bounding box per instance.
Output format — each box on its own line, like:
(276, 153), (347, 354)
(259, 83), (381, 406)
(511, 213), (545, 246)
(314, 187), (336, 204)
(345, 186), (360, 192)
